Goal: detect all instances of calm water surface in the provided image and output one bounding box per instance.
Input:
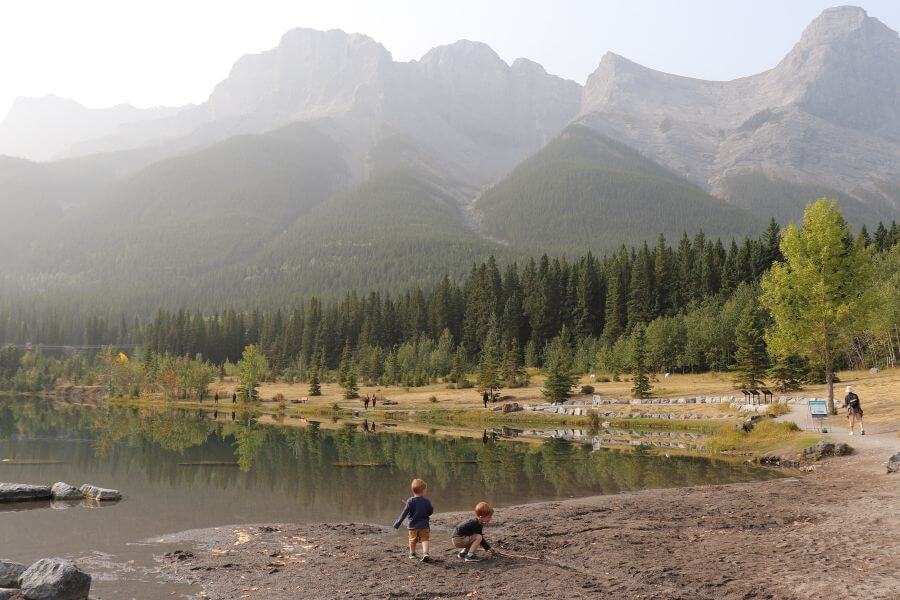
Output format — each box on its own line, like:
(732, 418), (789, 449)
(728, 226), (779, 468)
(0, 398), (779, 598)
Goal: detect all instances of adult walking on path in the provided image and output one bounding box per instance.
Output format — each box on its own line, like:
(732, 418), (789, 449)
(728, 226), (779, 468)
(364, 394), (370, 410)
(843, 386), (865, 435)
(483, 391), (489, 409)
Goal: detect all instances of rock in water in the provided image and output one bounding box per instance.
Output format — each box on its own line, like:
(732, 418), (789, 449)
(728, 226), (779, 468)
(50, 483), (83, 501)
(78, 485), (121, 501)
(888, 453), (900, 474)
(0, 559), (26, 587)
(0, 484), (52, 503)
(18, 558), (90, 600)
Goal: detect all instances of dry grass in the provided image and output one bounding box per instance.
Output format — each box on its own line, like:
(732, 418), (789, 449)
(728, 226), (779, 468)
(798, 368), (900, 429)
(184, 368), (900, 434)
(707, 419), (822, 455)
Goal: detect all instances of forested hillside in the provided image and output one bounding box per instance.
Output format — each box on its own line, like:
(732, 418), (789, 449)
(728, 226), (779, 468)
(476, 126), (766, 255)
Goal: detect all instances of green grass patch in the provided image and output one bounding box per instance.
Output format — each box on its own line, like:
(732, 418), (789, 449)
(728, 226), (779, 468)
(707, 419), (820, 455)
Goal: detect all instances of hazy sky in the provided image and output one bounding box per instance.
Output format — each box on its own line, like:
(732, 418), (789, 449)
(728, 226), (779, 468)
(2, 0), (898, 119)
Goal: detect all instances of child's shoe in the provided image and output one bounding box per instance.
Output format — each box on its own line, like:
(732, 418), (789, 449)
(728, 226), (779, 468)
(861, 429), (865, 435)
(464, 553), (481, 562)
(457, 549), (467, 560)
(408, 552), (418, 559)
(421, 553), (432, 563)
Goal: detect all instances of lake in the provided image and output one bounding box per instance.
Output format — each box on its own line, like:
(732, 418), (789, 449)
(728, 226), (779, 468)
(0, 398), (779, 598)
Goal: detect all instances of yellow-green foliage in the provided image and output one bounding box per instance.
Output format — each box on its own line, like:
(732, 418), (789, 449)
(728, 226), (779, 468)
(708, 418), (807, 454)
(766, 403), (791, 416)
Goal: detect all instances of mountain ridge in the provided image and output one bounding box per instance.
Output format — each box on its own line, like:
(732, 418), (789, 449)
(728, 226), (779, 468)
(0, 6), (897, 306)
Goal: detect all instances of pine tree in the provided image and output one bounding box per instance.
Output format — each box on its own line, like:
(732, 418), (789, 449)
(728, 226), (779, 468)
(768, 354), (807, 393)
(542, 328), (576, 403)
(307, 362), (322, 396)
(478, 318), (502, 400)
(500, 341), (526, 388)
(627, 243), (654, 329)
(630, 325), (652, 399)
(337, 339), (352, 387)
(343, 367), (359, 399)
(732, 303), (770, 388)
(449, 344), (467, 384)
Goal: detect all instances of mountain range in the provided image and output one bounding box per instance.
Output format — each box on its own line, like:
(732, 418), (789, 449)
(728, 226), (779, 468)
(0, 5), (897, 307)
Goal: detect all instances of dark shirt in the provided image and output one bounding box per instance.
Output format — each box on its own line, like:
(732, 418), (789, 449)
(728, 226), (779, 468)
(452, 517), (491, 550)
(393, 495), (433, 530)
(843, 393), (861, 410)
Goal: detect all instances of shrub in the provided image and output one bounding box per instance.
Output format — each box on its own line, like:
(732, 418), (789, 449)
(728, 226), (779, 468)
(429, 396), (438, 403)
(580, 385), (595, 395)
(458, 379), (474, 389)
(767, 403), (790, 416)
(598, 376), (611, 383)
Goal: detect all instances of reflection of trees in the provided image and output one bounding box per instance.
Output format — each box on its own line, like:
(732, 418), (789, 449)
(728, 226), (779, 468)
(92, 406), (218, 458)
(0, 398), (782, 517)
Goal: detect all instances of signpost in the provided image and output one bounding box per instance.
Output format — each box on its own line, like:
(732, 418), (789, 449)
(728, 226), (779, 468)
(808, 399), (828, 432)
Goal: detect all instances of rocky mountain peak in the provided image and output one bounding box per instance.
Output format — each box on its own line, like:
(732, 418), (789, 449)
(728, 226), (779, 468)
(797, 6), (874, 45)
(207, 27), (393, 121)
(770, 5), (900, 138)
(418, 39), (508, 75)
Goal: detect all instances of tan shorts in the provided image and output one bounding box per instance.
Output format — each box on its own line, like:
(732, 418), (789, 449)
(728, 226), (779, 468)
(452, 535), (478, 548)
(408, 528), (430, 543)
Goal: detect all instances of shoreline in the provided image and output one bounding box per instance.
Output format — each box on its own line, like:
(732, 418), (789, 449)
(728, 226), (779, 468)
(157, 440), (899, 599)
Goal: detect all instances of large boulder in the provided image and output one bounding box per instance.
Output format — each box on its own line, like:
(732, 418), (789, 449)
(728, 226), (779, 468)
(50, 483), (82, 501)
(18, 558), (90, 600)
(888, 453), (900, 474)
(0, 589), (25, 600)
(78, 485), (121, 501)
(0, 484), (51, 503)
(0, 560), (26, 587)
(802, 441), (851, 460)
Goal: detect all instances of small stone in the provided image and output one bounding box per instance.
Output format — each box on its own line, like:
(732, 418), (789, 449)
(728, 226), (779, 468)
(18, 558), (91, 600)
(887, 453), (900, 474)
(50, 483), (83, 501)
(79, 485), (121, 501)
(0, 560), (26, 587)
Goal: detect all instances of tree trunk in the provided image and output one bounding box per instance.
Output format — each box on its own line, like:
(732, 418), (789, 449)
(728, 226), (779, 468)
(824, 331), (836, 415)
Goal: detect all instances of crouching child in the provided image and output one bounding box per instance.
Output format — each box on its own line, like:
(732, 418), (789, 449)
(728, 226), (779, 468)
(394, 478), (434, 562)
(452, 502), (496, 562)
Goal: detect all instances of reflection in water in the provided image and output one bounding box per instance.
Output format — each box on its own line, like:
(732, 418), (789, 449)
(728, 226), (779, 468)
(0, 398), (779, 505)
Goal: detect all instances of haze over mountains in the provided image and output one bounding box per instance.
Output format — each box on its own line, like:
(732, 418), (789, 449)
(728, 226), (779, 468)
(0, 5), (897, 307)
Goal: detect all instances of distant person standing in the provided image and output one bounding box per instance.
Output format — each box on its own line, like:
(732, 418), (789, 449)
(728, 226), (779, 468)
(364, 394), (370, 410)
(214, 392), (219, 405)
(483, 391), (489, 409)
(371, 393), (377, 408)
(843, 386), (865, 435)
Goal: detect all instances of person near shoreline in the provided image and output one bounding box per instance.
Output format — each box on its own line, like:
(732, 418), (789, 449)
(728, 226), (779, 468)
(393, 478), (433, 562)
(214, 392), (219, 405)
(843, 386), (865, 435)
(483, 391), (489, 409)
(232, 392), (237, 404)
(452, 502), (496, 562)
(372, 393), (377, 408)
(363, 394), (370, 410)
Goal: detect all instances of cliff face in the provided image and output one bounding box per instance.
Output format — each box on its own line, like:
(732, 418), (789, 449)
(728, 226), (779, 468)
(579, 6), (900, 214)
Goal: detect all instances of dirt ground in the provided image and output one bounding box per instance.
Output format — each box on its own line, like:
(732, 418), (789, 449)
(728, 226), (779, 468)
(159, 436), (900, 599)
